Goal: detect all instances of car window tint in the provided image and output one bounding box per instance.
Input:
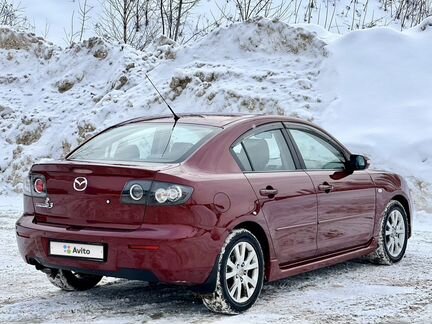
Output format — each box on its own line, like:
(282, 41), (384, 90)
(241, 129), (296, 172)
(232, 142), (252, 171)
(69, 123), (219, 163)
(290, 129), (346, 170)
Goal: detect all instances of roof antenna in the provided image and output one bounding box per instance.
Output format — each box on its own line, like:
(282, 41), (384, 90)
(145, 74), (179, 158)
(145, 74), (180, 124)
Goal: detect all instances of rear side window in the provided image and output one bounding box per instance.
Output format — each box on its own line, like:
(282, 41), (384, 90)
(232, 129), (296, 172)
(232, 142), (252, 171)
(69, 123), (220, 163)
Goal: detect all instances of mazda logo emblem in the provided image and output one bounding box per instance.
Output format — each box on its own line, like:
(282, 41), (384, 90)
(73, 177), (88, 192)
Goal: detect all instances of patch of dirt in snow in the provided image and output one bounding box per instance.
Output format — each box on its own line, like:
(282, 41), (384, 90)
(0, 26), (55, 60)
(1, 202), (432, 323)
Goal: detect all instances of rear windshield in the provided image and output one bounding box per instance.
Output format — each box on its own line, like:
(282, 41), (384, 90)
(68, 122), (220, 163)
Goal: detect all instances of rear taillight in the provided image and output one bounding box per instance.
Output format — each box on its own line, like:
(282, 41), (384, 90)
(23, 176), (31, 196)
(23, 174), (47, 197)
(129, 184), (145, 201)
(34, 178), (45, 194)
(154, 185), (183, 203)
(122, 181), (193, 206)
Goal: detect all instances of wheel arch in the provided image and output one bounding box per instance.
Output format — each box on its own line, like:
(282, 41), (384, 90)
(233, 221), (271, 281)
(391, 194), (411, 237)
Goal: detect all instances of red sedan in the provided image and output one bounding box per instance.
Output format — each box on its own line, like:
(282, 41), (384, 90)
(16, 114), (412, 314)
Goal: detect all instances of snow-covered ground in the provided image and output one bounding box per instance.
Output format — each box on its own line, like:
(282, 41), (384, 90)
(1, 196), (432, 323)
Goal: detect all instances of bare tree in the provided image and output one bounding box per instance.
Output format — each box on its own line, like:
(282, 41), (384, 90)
(0, 0), (33, 31)
(96, 0), (160, 49)
(63, 0), (93, 46)
(159, 0), (199, 42)
(78, 0), (92, 42)
(215, 0), (296, 23)
(63, 10), (76, 46)
(96, 0), (200, 48)
(233, 0), (273, 21)
(394, 0), (432, 28)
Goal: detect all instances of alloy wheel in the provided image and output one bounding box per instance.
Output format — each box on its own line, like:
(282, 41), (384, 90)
(225, 241), (259, 303)
(385, 209), (406, 258)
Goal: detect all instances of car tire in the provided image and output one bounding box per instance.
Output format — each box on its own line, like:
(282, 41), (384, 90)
(201, 229), (265, 314)
(366, 200), (409, 265)
(47, 269), (102, 291)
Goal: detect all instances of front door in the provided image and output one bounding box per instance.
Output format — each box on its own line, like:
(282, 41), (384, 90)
(231, 124), (318, 265)
(288, 126), (376, 255)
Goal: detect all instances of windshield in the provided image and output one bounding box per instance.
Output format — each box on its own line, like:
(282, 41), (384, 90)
(68, 122), (220, 163)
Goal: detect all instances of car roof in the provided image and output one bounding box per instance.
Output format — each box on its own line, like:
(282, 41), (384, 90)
(117, 113), (309, 128)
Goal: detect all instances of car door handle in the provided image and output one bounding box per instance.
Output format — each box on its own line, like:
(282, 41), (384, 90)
(318, 182), (334, 193)
(259, 187), (278, 197)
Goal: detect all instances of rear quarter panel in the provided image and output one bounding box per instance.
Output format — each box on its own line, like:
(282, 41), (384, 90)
(151, 167), (276, 277)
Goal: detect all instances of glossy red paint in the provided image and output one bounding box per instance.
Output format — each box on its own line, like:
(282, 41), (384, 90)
(244, 171), (317, 265)
(16, 114), (412, 291)
(307, 170), (376, 255)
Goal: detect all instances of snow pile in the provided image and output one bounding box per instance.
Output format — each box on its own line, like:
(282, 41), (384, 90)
(0, 27), (156, 191)
(1, 18), (431, 211)
(189, 18), (327, 55)
(99, 18), (327, 122)
(0, 26), (54, 59)
(317, 19), (432, 211)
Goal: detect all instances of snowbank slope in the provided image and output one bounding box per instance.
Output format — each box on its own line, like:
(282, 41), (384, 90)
(0, 18), (431, 210)
(318, 19), (432, 211)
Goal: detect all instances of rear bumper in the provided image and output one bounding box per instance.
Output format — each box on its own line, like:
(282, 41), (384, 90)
(16, 215), (223, 288)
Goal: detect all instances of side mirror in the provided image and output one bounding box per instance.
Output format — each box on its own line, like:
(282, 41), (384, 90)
(349, 154), (370, 171)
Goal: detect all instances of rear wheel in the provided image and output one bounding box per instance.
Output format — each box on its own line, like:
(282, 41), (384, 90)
(202, 229), (264, 314)
(47, 269), (102, 291)
(367, 200), (408, 265)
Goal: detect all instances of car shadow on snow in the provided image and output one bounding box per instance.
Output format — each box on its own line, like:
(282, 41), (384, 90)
(60, 260), (369, 317)
(3, 259), (372, 322)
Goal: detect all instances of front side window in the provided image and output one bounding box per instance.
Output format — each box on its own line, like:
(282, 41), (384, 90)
(232, 129), (296, 172)
(290, 129), (346, 170)
(69, 123), (219, 163)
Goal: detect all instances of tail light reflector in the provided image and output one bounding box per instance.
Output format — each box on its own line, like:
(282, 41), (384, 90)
(34, 178), (45, 194)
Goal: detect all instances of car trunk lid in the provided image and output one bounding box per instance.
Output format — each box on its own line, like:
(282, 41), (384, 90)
(30, 161), (177, 230)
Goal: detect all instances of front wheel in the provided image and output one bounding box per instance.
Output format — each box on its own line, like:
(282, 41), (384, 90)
(367, 200), (409, 265)
(47, 269), (102, 291)
(202, 229), (265, 314)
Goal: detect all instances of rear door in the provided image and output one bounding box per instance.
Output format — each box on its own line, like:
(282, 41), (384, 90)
(231, 123), (318, 265)
(286, 124), (376, 255)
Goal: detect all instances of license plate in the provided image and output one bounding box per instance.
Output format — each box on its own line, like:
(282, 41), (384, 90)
(49, 241), (104, 261)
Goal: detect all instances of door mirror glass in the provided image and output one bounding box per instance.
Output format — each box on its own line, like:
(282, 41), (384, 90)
(350, 155), (369, 170)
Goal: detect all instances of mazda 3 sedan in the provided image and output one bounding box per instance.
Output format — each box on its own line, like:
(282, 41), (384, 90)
(16, 114), (412, 314)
